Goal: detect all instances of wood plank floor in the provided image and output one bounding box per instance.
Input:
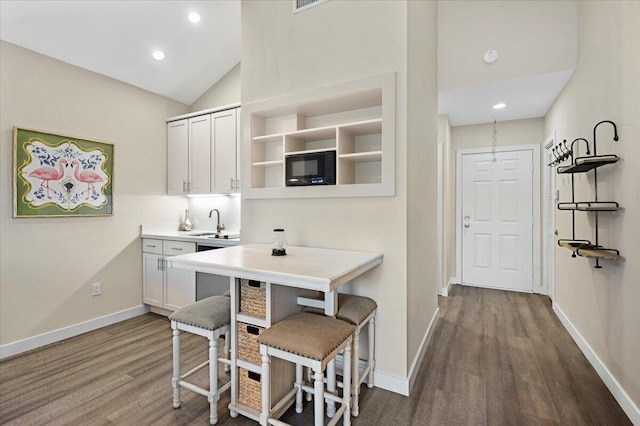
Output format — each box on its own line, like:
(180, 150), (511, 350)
(0, 285), (631, 425)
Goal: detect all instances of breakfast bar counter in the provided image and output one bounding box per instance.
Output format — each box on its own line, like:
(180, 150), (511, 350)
(167, 243), (383, 316)
(167, 243), (383, 422)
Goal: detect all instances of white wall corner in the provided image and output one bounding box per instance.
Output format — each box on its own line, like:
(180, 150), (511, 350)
(0, 305), (150, 360)
(553, 303), (640, 425)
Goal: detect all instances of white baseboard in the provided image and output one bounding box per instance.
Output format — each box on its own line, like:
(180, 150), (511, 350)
(553, 303), (640, 425)
(407, 307), (439, 395)
(0, 305), (150, 360)
(441, 277), (457, 297)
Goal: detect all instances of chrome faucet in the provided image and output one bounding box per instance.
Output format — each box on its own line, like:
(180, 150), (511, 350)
(208, 209), (226, 233)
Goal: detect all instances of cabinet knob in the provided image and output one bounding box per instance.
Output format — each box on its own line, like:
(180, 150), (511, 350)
(171, 247), (183, 251)
(464, 224), (470, 228)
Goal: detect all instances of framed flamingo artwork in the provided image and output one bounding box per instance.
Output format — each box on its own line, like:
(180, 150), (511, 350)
(13, 127), (113, 217)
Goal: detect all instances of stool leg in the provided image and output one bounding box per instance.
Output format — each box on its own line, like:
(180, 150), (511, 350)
(367, 316), (375, 388)
(326, 359), (336, 418)
(305, 367), (313, 402)
(295, 364), (304, 413)
(343, 338), (352, 426)
(260, 349), (270, 426)
(313, 368), (324, 426)
(172, 327), (181, 408)
(223, 331), (230, 373)
(209, 337), (219, 425)
(351, 327), (360, 417)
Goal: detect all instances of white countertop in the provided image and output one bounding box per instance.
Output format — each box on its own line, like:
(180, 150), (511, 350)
(141, 223), (240, 246)
(167, 243), (383, 293)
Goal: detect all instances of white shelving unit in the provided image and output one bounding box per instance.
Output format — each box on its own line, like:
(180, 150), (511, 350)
(242, 72), (396, 199)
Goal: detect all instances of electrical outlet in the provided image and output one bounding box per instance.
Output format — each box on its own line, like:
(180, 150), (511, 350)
(92, 282), (101, 296)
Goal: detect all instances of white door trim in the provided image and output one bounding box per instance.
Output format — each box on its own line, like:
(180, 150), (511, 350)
(543, 132), (557, 300)
(455, 144), (541, 293)
(437, 139), (444, 295)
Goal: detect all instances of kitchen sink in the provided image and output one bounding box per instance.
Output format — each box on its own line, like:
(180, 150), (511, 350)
(187, 232), (218, 237)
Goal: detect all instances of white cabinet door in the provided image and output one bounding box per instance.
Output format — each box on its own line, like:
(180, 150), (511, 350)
(163, 240), (196, 311)
(211, 108), (238, 193)
(164, 267), (196, 311)
(142, 253), (164, 307)
(167, 120), (189, 195)
(189, 115), (212, 194)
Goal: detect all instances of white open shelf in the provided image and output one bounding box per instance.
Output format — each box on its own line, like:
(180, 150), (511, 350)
(242, 72), (396, 199)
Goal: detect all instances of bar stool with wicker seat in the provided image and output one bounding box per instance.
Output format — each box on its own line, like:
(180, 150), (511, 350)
(169, 296), (232, 425)
(257, 312), (355, 426)
(303, 293), (377, 417)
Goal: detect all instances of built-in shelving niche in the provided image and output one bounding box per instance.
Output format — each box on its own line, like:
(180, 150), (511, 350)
(553, 120), (623, 268)
(242, 72), (396, 199)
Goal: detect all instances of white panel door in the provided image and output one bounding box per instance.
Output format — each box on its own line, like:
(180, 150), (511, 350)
(461, 149), (533, 291)
(189, 115), (211, 194)
(211, 108), (237, 193)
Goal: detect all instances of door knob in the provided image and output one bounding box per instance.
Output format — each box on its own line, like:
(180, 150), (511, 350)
(464, 224), (470, 228)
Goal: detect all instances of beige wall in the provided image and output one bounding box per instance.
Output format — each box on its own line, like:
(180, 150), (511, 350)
(451, 118), (545, 151)
(0, 41), (188, 346)
(545, 0), (640, 408)
(241, 0), (438, 384)
(437, 0), (577, 91)
(448, 118), (545, 280)
(189, 62), (241, 112)
(406, 0), (438, 369)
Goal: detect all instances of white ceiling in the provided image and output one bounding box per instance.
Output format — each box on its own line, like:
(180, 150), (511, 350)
(439, 70), (574, 127)
(1, 0), (574, 125)
(0, 0), (241, 105)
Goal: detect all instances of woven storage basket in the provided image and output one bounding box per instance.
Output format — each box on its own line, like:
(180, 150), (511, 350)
(238, 368), (262, 411)
(238, 322), (265, 365)
(240, 279), (266, 318)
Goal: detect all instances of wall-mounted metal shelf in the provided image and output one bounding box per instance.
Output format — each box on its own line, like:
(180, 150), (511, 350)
(554, 120), (622, 268)
(575, 248), (622, 261)
(557, 155), (619, 174)
(557, 201), (620, 211)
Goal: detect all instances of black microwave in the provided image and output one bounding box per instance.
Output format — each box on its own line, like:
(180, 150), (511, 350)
(285, 151), (336, 186)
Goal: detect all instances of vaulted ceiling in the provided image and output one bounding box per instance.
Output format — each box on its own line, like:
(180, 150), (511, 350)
(1, 0), (577, 124)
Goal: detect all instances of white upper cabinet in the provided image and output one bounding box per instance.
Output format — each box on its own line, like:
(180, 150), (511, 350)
(166, 105), (241, 195)
(188, 114), (212, 194)
(211, 108), (240, 193)
(167, 120), (189, 195)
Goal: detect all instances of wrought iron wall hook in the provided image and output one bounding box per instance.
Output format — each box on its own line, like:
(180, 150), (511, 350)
(593, 120), (619, 156)
(560, 140), (571, 161)
(552, 146), (561, 165)
(570, 137), (591, 160)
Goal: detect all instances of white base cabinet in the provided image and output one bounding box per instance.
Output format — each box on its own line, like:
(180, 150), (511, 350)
(142, 239), (196, 311)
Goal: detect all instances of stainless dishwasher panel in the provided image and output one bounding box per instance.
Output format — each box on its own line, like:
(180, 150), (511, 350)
(195, 245), (231, 300)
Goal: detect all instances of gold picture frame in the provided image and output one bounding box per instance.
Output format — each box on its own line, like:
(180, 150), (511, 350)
(13, 127), (114, 218)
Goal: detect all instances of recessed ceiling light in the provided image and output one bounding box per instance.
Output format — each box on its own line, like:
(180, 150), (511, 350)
(492, 102), (507, 109)
(188, 12), (201, 23)
(152, 50), (165, 61)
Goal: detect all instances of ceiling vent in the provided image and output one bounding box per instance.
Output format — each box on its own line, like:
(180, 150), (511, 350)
(293, 0), (329, 14)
